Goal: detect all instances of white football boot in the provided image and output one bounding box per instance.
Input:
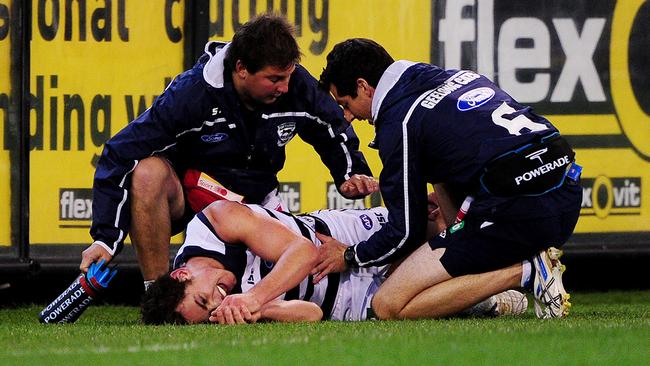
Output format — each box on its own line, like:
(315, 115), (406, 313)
(532, 247), (571, 319)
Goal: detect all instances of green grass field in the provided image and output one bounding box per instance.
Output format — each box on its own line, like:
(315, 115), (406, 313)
(1, 291), (649, 366)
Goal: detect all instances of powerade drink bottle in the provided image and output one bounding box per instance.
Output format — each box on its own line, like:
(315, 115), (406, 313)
(39, 259), (117, 323)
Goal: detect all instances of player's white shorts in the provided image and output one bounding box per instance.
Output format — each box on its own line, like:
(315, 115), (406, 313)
(329, 266), (387, 321)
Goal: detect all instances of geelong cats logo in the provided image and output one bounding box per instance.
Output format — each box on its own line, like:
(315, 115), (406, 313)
(277, 122), (296, 146)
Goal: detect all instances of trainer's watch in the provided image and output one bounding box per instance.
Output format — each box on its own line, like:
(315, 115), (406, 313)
(344, 245), (359, 267)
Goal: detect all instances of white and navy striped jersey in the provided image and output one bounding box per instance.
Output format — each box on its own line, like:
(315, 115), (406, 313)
(174, 205), (388, 320)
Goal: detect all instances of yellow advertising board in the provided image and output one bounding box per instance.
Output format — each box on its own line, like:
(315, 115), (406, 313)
(26, 0), (430, 245)
(28, 0), (185, 244)
(2, 0), (647, 250)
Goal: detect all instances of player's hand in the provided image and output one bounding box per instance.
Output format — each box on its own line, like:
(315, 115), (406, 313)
(80, 243), (112, 274)
(311, 232), (348, 284)
(210, 293), (260, 325)
(339, 174), (379, 199)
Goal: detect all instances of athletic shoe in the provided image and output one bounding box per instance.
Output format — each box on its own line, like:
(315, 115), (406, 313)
(461, 290), (528, 317)
(491, 290), (528, 316)
(532, 247), (571, 319)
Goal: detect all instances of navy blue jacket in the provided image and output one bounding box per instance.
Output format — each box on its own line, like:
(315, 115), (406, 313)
(353, 61), (570, 267)
(91, 42), (372, 255)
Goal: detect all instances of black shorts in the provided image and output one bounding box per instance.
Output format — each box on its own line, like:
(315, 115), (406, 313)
(428, 186), (581, 277)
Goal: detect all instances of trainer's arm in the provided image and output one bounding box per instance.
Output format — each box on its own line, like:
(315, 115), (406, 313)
(312, 128), (428, 282)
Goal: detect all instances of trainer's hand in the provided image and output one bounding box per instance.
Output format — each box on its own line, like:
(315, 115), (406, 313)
(339, 174), (378, 199)
(311, 232), (348, 284)
(210, 293), (260, 325)
(80, 243), (112, 274)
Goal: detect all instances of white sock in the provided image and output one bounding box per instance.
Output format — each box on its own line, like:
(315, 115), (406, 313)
(144, 280), (155, 291)
(520, 260), (532, 288)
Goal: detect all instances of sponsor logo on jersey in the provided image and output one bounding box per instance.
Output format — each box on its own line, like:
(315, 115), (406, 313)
(420, 71), (480, 110)
(457, 87), (495, 111)
(514, 155), (570, 186)
(526, 148), (548, 164)
(200, 133), (229, 143)
(359, 214), (373, 230)
(449, 221), (465, 233)
(277, 122), (296, 146)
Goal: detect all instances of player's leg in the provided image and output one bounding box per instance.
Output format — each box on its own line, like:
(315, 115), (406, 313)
(371, 243), (451, 320)
(398, 264), (522, 319)
(371, 241), (522, 320)
(130, 156), (186, 281)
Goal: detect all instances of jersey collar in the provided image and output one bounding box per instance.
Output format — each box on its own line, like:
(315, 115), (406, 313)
(202, 41), (230, 89)
(371, 60), (417, 122)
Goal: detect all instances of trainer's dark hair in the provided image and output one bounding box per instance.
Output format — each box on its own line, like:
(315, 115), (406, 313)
(224, 13), (301, 74)
(319, 38), (394, 97)
(140, 274), (188, 325)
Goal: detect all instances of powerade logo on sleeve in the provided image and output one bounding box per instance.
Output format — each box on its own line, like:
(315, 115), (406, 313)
(201, 133), (229, 143)
(457, 87), (495, 111)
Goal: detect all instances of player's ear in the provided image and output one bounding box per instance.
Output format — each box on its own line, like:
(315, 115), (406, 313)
(234, 60), (248, 78)
(170, 267), (191, 282)
(356, 78), (373, 97)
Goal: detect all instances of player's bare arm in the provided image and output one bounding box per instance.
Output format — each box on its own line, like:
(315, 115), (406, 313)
(243, 299), (323, 323)
(204, 201), (318, 324)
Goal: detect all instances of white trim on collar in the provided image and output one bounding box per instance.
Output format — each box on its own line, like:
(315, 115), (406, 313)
(371, 60), (417, 122)
(202, 42), (231, 88)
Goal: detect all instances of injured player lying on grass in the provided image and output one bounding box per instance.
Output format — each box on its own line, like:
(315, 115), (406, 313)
(141, 201), (554, 324)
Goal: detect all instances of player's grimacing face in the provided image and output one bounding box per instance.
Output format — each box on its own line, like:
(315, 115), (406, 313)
(174, 267), (237, 324)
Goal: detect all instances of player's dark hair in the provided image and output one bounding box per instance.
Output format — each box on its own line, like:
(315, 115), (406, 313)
(140, 274), (188, 325)
(224, 13), (301, 74)
(319, 38), (394, 97)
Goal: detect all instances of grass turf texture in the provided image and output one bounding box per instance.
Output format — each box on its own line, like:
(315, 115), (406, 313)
(1, 291), (649, 366)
